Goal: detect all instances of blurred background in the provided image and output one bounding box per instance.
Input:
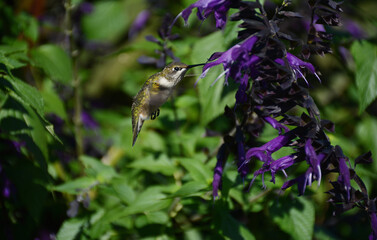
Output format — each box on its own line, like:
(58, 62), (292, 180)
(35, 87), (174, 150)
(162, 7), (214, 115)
(0, 0), (377, 239)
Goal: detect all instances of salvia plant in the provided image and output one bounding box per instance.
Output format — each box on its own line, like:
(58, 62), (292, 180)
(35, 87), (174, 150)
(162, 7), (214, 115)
(1, 0), (377, 239)
(151, 0), (377, 238)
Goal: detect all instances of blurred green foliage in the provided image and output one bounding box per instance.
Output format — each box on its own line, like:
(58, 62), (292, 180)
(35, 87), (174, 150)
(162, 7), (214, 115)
(0, 0), (377, 240)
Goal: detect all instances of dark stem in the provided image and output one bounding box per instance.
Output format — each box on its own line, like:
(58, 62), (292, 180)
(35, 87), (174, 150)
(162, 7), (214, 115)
(64, 0), (83, 157)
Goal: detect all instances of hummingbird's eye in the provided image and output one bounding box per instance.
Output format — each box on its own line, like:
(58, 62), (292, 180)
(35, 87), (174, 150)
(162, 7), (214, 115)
(174, 67), (181, 71)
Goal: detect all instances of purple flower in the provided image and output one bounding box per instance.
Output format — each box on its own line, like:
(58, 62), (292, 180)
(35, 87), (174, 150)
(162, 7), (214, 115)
(249, 154), (296, 189)
(81, 111), (98, 129)
(79, 2), (94, 14)
(338, 156), (351, 200)
(129, 10), (151, 39)
(180, 0), (232, 29)
(246, 133), (294, 161)
(369, 213), (377, 240)
(242, 132), (296, 188)
(213, 144), (228, 199)
(11, 140), (26, 153)
(344, 20), (366, 39)
(2, 179), (11, 198)
(282, 146), (327, 195)
(198, 36), (259, 85)
(305, 139), (322, 187)
(275, 53), (321, 85)
(264, 117), (289, 134)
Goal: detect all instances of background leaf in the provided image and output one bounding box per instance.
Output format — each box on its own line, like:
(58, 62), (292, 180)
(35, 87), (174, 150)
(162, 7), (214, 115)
(351, 41), (377, 113)
(31, 44), (73, 83)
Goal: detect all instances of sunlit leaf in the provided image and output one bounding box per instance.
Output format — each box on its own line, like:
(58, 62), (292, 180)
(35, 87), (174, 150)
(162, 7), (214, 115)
(31, 44), (73, 83)
(271, 197), (315, 240)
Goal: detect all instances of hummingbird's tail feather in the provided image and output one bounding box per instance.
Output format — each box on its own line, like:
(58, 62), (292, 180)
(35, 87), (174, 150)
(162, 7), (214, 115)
(132, 117), (144, 147)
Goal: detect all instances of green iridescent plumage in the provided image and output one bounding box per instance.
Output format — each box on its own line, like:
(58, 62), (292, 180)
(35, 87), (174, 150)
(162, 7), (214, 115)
(131, 62), (190, 146)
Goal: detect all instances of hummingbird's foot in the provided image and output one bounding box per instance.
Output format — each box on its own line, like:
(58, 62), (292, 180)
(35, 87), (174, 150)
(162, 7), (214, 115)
(151, 109), (160, 120)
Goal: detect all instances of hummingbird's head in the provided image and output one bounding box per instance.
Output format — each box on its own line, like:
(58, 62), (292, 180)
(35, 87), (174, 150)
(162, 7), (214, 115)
(163, 62), (190, 83)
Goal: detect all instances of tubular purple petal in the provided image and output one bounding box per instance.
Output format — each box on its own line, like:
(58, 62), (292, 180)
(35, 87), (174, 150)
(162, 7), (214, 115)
(212, 144), (228, 199)
(264, 117), (289, 134)
(369, 213), (377, 240)
(338, 157), (351, 200)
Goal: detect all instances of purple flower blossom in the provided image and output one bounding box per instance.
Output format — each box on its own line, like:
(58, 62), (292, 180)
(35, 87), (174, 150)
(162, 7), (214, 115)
(305, 139), (322, 187)
(249, 154), (296, 189)
(11, 140), (26, 153)
(338, 156), (351, 200)
(282, 148), (327, 195)
(243, 132), (296, 188)
(264, 117), (289, 134)
(344, 20), (366, 39)
(81, 111), (98, 129)
(79, 2), (94, 14)
(180, 0), (232, 29)
(246, 133), (294, 161)
(3, 179), (11, 198)
(213, 143), (228, 199)
(129, 10), (151, 39)
(275, 53), (320, 85)
(198, 36), (259, 85)
(369, 213), (377, 240)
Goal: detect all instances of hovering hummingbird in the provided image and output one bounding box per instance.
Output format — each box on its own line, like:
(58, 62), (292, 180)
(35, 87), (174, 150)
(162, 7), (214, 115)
(131, 62), (205, 146)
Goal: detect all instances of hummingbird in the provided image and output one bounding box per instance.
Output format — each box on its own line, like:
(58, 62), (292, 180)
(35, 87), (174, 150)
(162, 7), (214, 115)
(131, 62), (205, 146)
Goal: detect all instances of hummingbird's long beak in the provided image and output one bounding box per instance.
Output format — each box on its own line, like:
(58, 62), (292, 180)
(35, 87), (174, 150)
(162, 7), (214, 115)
(187, 63), (206, 69)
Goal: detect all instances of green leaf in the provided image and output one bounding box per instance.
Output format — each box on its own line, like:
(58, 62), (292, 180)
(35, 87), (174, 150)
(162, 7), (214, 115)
(82, 1), (142, 42)
(176, 156), (213, 184)
(170, 181), (208, 198)
(112, 178), (136, 205)
(31, 44), (73, 83)
(191, 31), (236, 125)
(19, 13), (39, 42)
(351, 41), (377, 113)
(53, 176), (97, 194)
(56, 218), (86, 240)
(81, 155), (118, 182)
(128, 154), (176, 175)
(5, 160), (49, 222)
(41, 80), (68, 120)
(214, 201), (256, 240)
(5, 75), (45, 117)
(271, 197), (315, 240)
(0, 41), (29, 70)
(356, 116), (377, 171)
(145, 211), (169, 224)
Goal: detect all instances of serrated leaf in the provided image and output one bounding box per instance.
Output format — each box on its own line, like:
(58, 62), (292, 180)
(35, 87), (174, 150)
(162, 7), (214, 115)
(145, 211), (169, 224)
(271, 197), (315, 240)
(31, 44), (73, 83)
(5, 75), (45, 117)
(351, 41), (377, 113)
(53, 176), (97, 194)
(214, 201), (256, 240)
(128, 154), (175, 175)
(41, 81), (68, 120)
(56, 218), (86, 240)
(170, 181), (208, 198)
(112, 178), (136, 205)
(81, 155), (118, 182)
(176, 157), (212, 184)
